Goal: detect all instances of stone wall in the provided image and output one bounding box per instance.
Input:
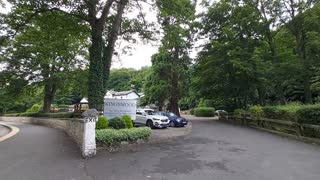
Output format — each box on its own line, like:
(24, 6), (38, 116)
(0, 116), (96, 157)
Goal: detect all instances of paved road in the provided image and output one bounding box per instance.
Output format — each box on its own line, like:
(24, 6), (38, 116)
(0, 124), (10, 137)
(1, 120), (320, 180)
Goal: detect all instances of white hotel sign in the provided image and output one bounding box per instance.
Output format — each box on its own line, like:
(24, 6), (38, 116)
(103, 98), (137, 120)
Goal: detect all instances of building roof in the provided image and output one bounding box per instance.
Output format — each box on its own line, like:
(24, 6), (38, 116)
(80, 97), (88, 104)
(107, 90), (140, 97)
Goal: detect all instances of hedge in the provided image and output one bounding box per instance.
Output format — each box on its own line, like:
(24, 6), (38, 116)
(296, 107), (320, 125)
(3, 112), (75, 118)
(262, 106), (296, 121)
(96, 127), (152, 145)
(234, 109), (246, 118)
(194, 107), (215, 117)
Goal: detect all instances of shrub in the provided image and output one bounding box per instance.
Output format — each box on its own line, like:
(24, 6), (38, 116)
(249, 105), (263, 120)
(234, 109), (246, 118)
(108, 117), (126, 129)
(190, 108), (194, 115)
(96, 127), (152, 144)
(296, 106), (320, 125)
(96, 116), (108, 129)
(194, 107), (215, 117)
(121, 115), (133, 129)
(26, 104), (41, 113)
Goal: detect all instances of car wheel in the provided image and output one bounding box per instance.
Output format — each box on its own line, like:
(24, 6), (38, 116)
(170, 121), (175, 127)
(146, 120), (154, 129)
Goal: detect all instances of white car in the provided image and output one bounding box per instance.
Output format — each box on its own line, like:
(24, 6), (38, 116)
(135, 109), (169, 129)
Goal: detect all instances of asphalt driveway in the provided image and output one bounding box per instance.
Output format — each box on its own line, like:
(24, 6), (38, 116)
(1, 119), (320, 180)
(0, 124), (10, 137)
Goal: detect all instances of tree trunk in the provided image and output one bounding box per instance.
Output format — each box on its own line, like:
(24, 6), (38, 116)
(88, 27), (105, 111)
(169, 46), (181, 116)
(169, 71), (180, 116)
(43, 81), (57, 113)
(102, 0), (128, 90)
(87, 0), (128, 110)
(297, 29), (312, 104)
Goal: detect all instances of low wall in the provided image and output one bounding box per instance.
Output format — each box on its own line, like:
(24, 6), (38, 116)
(0, 116), (96, 158)
(219, 115), (320, 144)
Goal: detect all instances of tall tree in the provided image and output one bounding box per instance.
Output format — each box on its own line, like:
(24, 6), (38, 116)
(153, 0), (196, 116)
(1, 0), (154, 110)
(0, 11), (88, 112)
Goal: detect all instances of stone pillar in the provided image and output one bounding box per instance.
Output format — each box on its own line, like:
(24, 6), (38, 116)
(82, 109), (98, 158)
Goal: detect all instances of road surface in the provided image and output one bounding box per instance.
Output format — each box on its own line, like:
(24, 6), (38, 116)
(0, 124), (10, 137)
(1, 120), (320, 180)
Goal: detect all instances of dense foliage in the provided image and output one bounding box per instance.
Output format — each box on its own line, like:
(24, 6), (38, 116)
(1, 0), (320, 116)
(96, 116), (108, 130)
(108, 117), (126, 129)
(297, 107), (320, 125)
(96, 127), (151, 144)
(194, 0), (320, 111)
(121, 115), (133, 129)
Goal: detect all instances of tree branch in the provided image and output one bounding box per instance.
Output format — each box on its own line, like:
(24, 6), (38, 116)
(48, 7), (89, 22)
(98, 0), (115, 29)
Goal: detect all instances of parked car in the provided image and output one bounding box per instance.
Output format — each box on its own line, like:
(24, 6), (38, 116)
(135, 109), (169, 129)
(157, 112), (188, 127)
(215, 110), (227, 116)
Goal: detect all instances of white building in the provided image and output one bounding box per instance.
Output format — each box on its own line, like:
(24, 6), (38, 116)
(105, 90), (141, 100)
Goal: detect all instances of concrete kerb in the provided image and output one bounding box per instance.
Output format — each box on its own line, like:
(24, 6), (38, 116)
(0, 123), (20, 142)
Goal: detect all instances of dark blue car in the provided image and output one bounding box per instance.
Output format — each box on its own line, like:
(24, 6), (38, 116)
(157, 112), (188, 127)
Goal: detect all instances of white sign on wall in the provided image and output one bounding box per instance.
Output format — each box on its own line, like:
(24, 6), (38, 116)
(103, 98), (137, 120)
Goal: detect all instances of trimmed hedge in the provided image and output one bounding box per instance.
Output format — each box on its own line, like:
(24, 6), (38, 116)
(296, 107), (320, 125)
(262, 106), (296, 121)
(234, 109), (246, 118)
(108, 117), (126, 129)
(4, 112), (75, 118)
(96, 116), (108, 129)
(96, 127), (152, 144)
(121, 115), (133, 129)
(194, 107), (215, 117)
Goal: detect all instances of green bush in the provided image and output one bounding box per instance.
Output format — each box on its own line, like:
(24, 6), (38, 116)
(234, 109), (246, 118)
(96, 116), (108, 129)
(190, 108), (194, 115)
(26, 104), (41, 113)
(96, 127), (152, 144)
(194, 107), (215, 117)
(249, 105), (263, 120)
(121, 115), (133, 129)
(108, 117), (126, 129)
(296, 107), (320, 125)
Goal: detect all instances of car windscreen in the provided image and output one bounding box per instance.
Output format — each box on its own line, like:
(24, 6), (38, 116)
(145, 110), (155, 115)
(169, 112), (177, 117)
